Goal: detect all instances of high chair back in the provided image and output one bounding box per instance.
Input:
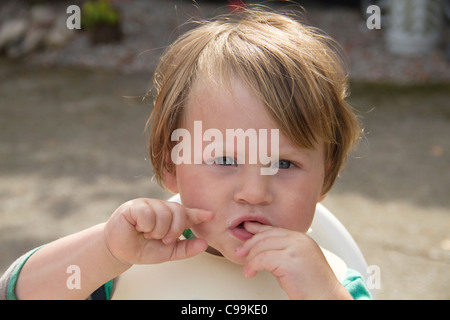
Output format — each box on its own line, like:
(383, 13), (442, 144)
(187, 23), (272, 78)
(307, 203), (369, 280)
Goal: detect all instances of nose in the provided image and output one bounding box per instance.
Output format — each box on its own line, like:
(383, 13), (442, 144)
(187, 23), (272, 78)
(233, 167), (273, 206)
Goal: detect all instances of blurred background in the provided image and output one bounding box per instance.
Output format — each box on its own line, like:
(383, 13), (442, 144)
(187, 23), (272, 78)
(0, 0), (449, 299)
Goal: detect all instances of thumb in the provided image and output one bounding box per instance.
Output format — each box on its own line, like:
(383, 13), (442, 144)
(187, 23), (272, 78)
(168, 238), (208, 261)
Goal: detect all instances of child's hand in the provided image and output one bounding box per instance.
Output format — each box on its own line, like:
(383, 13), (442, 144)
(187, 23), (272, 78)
(104, 198), (214, 266)
(235, 222), (352, 300)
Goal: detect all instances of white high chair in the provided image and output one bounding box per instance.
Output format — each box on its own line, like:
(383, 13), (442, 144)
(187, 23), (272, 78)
(167, 193), (373, 296)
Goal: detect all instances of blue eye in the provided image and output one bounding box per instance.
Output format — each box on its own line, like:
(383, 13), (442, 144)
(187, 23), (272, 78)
(214, 157), (237, 166)
(274, 160), (293, 169)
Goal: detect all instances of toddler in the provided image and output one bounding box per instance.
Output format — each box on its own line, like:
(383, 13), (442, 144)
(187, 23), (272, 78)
(1, 7), (370, 300)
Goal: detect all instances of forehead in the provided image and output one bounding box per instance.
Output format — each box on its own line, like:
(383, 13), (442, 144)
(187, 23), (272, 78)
(182, 75), (325, 158)
(184, 76), (277, 131)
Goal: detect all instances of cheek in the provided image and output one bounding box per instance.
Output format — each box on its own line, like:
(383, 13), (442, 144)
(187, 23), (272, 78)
(175, 165), (203, 204)
(189, 222), (212, 239)
(278, 192), (317, 233)
(282, 208), (313, 233)
(175, 165), (221, 211)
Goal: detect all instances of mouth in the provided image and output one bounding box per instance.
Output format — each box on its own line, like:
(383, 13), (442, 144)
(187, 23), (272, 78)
(229, 216), (270, 241)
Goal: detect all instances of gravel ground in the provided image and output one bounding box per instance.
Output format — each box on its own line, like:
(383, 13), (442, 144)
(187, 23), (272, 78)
(1, 0), (449, 83)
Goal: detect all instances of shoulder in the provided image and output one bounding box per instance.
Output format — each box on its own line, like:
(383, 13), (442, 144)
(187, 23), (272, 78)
(0, 246), (43, 300)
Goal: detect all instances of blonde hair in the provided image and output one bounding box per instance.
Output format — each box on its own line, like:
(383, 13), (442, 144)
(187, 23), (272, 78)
(147, 7), (361, 194)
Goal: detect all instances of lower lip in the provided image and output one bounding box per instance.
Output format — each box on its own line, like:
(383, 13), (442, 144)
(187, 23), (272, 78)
(229, 227), (254, 241)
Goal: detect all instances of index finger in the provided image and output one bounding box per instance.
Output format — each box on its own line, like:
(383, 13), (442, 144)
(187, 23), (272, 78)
(184, 208), (214, 229)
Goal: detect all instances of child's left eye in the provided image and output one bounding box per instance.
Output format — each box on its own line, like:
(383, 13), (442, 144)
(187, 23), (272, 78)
(274, 160), (294, 169)
(214, 156), (237, 166)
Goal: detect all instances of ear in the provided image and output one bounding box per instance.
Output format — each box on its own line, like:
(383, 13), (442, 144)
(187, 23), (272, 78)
(162, 168), (178, 194)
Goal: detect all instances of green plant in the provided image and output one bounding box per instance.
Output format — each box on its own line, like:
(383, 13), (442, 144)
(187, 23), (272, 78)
(81, 0), (120, 30)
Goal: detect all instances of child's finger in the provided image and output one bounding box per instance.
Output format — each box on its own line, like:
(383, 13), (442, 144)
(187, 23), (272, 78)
(184, 208), (214, 228)
(240, 239), (293, 279)
(139, 200), (172, 239)
(161, 202), (189, 244)
(241, 222), (287, 245)
(243, 221), (273, 234)
(125, 199), (156, 233)
(235, 224), (287, 257)
(169, 238), (209, 261)
(242, 249), (279, 278)
(239, 236), (290, 263)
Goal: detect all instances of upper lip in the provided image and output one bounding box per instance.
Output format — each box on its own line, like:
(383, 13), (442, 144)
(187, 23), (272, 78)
(230, 215), (271, 229)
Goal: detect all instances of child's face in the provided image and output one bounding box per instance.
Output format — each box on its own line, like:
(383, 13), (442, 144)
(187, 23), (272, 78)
(165, 77), (326, 264)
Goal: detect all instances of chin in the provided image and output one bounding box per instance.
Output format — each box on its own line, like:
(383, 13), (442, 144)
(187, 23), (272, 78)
(227, 255), (246, 265)
(214, 246), (246, 265)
